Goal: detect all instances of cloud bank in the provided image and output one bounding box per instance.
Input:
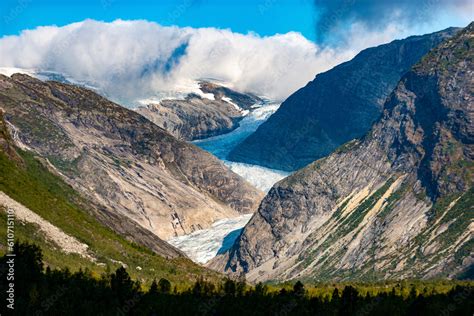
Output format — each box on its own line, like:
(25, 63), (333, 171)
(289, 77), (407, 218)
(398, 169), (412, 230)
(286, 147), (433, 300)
(0, 19), (458, 105)
(314, 0), (473, 44)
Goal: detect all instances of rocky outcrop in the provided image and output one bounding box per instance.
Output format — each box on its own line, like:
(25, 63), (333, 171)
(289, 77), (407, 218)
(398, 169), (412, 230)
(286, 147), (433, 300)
(137, 94), (242, 141)
(137, 82), (262, 141)
(0, 74), (263, 240)
(0, 109), (22, 164)
(229, 27), (460, 171)
(0, 191), (94, 260)
(216, 23), (474, 282)
(198, 81), (261, 111)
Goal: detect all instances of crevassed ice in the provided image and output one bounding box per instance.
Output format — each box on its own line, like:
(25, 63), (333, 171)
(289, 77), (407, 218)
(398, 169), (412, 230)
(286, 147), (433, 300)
(224, 160), (288, 192)
(172, 103), (290, 263)
(193, 102), (289, 192)
(167, 214), (253, 264)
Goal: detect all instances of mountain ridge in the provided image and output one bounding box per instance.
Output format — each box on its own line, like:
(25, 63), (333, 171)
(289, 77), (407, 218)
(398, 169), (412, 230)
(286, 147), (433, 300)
(211, 23), (474, 282)
(0, 73), (263, 240)
(136, 81), (262, 141)
(228, 27), (461, 171)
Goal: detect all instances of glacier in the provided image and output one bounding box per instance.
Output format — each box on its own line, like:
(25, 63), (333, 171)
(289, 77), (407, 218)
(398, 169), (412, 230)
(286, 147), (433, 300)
(168, 103), (291, 263)
(167, 214), (253, 264)
(193, 102), (289, 192)
(223, 160), (288, 192)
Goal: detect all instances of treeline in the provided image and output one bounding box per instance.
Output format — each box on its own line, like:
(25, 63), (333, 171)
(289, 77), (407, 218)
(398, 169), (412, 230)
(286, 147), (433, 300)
(1, 242), (473, 315)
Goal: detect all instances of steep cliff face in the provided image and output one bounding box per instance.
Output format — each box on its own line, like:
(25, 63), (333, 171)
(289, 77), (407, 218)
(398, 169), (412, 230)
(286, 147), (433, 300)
(198, 81), (261, 110)
(0, 74), (263, 240)
(229, 28), (460, 171)
(215, 23), (473, 282)
(137, 82), (262, 141)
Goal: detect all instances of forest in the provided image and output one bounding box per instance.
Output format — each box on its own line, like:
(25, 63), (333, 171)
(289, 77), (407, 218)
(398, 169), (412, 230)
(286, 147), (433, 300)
(1, 241), (472, 315)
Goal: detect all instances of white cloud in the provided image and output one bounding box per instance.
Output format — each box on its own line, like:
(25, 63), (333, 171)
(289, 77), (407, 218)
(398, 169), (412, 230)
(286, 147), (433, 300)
(0, 19), (441, 105)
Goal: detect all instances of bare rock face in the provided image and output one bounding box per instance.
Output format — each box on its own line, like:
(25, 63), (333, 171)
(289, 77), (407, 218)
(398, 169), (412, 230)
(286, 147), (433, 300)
(0, 109), (22, 164)
(0, 74), (263, 240)
(229, 27), (460, 171)
(136, 82), (262, 141)
(137, 94), (242, 141)
(217, 23), (474, 282)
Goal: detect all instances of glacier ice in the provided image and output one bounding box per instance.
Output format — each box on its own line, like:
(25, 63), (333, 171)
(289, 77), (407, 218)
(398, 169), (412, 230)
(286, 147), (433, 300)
(167, 214), (253, 264)
(223, 160), (288, 192)
(193, 102), (289, 191)
(172, 103), (291, 263)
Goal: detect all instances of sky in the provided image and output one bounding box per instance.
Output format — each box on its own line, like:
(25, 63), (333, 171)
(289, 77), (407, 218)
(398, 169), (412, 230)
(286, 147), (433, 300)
(0, 0), (317, 38)
(2, 0), (471, 42)
(0, 1), (472, 105)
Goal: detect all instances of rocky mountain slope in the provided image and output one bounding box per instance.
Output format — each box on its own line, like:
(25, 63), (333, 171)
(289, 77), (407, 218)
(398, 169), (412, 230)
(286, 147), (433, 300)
(0, 109), (183, 258)
(0, 110), (224, 285)
(212, 23), (474, 282)
(229, 27), (460, 171)
(0, 74), (263, 240)
(137, 81), (262, 141)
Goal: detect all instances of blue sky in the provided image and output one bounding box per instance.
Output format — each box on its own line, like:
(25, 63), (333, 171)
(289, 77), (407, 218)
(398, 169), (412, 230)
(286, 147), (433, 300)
(1, 0), (471, 42)
(0, 0), (317, 38)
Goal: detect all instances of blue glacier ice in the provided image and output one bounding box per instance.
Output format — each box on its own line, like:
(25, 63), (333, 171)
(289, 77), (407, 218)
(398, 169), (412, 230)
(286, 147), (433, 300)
(170, 103), (291, 263)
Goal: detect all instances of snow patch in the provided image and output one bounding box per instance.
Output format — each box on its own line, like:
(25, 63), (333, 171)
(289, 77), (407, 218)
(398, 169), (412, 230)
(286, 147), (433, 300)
(222, 96), (241, 111)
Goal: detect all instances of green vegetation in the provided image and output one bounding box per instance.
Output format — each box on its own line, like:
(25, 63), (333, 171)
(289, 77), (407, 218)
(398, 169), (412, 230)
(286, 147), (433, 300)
(333, 139), (360, 154)
(0, 149), (220, 287)
(46, 154), (82, 175)
(338, 178), (395, 233)
(416, 24), (474, 74)
(2, 242), (473, 315)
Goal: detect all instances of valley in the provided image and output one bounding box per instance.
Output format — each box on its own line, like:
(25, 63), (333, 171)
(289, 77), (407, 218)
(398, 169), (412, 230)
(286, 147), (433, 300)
(0, 68), (289, 266)
(169, 99), (290, 261)
(0, 10), (472, 314)
(215, 23), (474, 282)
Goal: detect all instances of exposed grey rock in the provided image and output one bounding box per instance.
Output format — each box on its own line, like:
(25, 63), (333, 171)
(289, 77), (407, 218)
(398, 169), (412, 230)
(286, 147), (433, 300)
(137, 94), (242, 141)
(137, 81), (262, 141)
(0, 74), (263, 241)
(214, 23), (474, 282)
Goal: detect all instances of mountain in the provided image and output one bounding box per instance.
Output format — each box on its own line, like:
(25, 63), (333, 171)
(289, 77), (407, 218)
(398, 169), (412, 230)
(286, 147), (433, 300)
(0, 109), (182, 259)
(228, 27), (460, 171)
(0, 110), (225, 285)
(212, 23), (474, 282)
(198, 81), (261, 110)
(0, 74), (263, 240)
(136, 81), (262, 141)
